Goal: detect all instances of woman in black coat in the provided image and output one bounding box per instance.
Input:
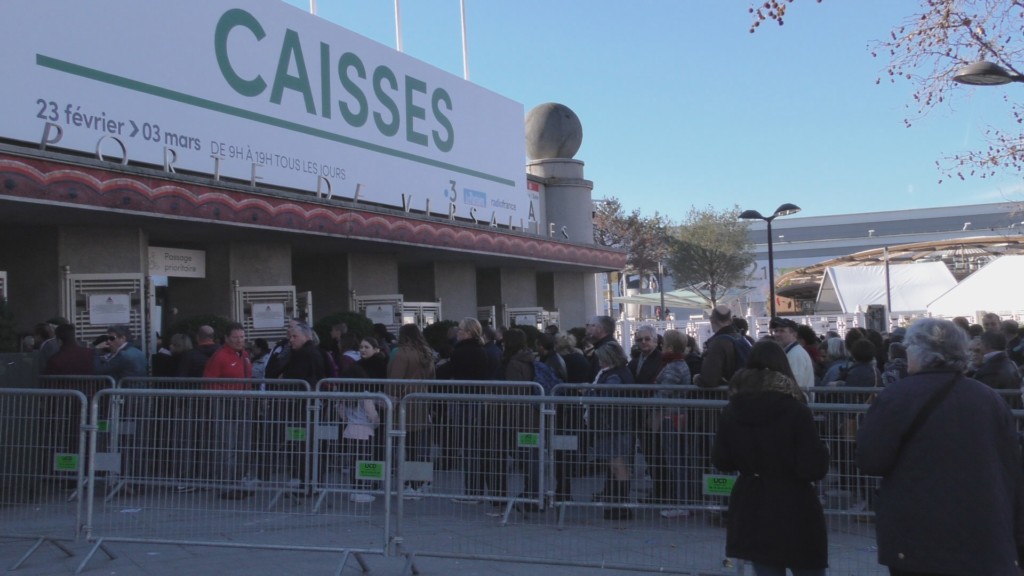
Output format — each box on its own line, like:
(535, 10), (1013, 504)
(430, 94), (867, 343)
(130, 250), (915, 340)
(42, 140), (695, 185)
(713, 340), (829, 575)
(356, 336), (388, 379)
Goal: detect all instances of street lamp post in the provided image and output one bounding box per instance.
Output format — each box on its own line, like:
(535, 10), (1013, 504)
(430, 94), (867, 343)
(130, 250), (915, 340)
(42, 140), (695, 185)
(658, 261), (665, 321)
(953, 60), (1024, 86)
(739, 203), (801, 318)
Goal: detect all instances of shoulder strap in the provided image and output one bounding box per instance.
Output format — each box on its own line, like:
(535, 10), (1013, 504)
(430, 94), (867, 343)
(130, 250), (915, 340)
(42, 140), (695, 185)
(893, 372), (959, 461)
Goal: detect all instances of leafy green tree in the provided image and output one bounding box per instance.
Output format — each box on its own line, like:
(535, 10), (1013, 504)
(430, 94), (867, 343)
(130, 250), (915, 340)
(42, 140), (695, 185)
(593, 196), (672, 291)
(666, 206), (755, 307)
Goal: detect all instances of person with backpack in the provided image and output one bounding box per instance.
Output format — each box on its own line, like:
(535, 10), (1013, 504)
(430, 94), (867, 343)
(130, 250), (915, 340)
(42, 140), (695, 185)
(535, 334), (566, 393)
(489, 328), (539, 513)
(694, 306), (749, 389)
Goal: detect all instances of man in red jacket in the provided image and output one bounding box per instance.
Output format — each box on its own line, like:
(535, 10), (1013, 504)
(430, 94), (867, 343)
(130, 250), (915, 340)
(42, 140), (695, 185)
(203, 323), (252, 384)
(202, 323), (255, 499)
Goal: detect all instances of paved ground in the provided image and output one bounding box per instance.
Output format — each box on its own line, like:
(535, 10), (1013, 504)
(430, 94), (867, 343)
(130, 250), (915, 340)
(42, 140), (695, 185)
(1, 481), (882, 576)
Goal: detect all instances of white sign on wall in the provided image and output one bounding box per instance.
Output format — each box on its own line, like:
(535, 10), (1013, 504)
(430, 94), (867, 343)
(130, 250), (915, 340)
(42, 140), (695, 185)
(0, 0), (529, 225)
(366, 305), (394, 325)
(89, 294), (131, 325)
(252, 303), (286, 330)
(148, 247), (207, 278)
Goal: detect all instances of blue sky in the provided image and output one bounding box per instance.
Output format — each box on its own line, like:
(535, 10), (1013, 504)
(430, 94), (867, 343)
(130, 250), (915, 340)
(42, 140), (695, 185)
(282, 0), (1023, 220)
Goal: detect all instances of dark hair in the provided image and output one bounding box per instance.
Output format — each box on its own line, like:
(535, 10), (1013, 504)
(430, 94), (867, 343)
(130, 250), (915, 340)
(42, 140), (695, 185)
(253, 338), (269, 354)
(850, 339), (876, 363)
(225, 322), (244, 335)
(796, 325), (817, 345)
(502, 328), (528, 362)
(968, 324), (984, 338)
(980, 330), (1007, 352)
(536, 333), (556, 353)
(843, 327), (865, 351)
(732, 317), (748, 334)
(55, 323), (77, 345)
(746, 340), (795, 380)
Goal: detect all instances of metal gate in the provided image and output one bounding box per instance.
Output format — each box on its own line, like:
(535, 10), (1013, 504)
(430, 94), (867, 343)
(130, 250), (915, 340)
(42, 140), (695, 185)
(232, 284), (296, 343)
(62, 272), (147, 354)
(504, 306), (559, 331)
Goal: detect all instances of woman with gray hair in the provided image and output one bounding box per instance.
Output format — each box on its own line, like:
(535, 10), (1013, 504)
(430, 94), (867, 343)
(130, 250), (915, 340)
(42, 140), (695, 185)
(857, 318), (1024, 576)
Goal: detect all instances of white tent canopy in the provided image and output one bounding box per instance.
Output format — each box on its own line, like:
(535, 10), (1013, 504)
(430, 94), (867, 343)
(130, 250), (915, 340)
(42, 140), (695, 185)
(816, 262), (956, 314)
(927, 255), (1024, 317)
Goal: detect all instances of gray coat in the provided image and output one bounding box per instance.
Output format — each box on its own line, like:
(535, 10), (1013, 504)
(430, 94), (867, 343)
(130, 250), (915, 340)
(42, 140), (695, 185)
(857, 370), (1024, 575)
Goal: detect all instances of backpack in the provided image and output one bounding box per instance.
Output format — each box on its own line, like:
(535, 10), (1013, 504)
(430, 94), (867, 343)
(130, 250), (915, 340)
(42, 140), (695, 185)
(712, 333), (751, 370)
(532, 359), (563, 393)
(731, 335), (752, 369)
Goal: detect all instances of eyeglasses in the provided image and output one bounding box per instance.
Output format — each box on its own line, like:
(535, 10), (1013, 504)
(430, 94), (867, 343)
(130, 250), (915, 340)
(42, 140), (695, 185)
(637, 337), (654, 342)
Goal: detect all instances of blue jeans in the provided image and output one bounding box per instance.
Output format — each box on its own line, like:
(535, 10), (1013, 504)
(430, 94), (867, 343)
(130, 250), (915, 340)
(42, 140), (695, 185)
(753, 564), (826, 576)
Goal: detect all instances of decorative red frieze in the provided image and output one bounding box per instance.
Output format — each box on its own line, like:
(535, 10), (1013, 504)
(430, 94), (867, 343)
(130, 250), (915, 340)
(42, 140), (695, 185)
(0, 152), (625, 269)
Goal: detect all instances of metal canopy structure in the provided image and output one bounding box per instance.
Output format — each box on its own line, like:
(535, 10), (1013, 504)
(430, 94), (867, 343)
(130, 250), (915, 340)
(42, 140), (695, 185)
(776, 236), (1024, 302)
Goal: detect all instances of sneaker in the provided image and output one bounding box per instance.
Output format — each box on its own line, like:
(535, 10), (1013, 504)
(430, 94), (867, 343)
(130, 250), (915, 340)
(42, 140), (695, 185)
(660, 508), (690, 519)
(451, 497), (481, 505)
(176, 485), (197, 494)
(403, 486), (422, 501)
(350, 493), (376, 503)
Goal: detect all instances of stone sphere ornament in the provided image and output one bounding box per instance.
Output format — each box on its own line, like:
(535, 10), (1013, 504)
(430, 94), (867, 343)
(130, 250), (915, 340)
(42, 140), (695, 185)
(525, 103), (583, 160)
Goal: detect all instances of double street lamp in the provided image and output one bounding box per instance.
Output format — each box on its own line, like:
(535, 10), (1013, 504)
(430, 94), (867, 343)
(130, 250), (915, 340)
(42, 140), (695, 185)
(739, 203), (801, 317)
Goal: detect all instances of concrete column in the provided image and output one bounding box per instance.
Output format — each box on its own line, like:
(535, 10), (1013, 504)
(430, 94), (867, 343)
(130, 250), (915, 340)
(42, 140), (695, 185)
(59, 227), (147, 274)
(500, 268), (537, 308)
(434, 261), (476, 321)
(553, 270), (594, 332)
(229, 241), (291, 286)
(348, 253), (398, 297)
(527, 159), (594, 245)
(0, 225), (60, 333)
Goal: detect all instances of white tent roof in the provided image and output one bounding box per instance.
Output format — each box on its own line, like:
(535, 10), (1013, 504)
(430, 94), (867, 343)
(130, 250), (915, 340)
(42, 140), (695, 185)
(927, 255), (1024, 317)
(816, 262), (956, 314)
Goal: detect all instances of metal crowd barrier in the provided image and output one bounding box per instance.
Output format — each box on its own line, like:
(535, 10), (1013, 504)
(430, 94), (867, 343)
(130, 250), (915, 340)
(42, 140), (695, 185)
(0, 386), (91, 571)
(78, 386), (395, 575)
(2, 377), (956, 575)
(315, 379), (544, 515)
(387, 390), (885, 575)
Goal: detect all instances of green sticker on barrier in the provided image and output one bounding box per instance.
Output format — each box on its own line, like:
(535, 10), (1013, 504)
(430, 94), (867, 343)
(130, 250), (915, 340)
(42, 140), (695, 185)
(98, 420), (109, 433)
(356, 461), (385, 481)
(54, 453), (79, 472)
(286, 427), (307, 441)
(517, 432), (539, 448)
(703, 474), (736, 496)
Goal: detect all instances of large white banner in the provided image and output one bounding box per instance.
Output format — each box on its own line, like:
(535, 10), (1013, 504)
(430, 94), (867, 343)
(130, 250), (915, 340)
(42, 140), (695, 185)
(0, 0), (529, 224)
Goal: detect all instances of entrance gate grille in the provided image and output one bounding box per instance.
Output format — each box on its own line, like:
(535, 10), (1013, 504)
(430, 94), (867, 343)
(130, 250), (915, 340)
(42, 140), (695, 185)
(62, 272), (147, 353)
(232, 284), (296, 343)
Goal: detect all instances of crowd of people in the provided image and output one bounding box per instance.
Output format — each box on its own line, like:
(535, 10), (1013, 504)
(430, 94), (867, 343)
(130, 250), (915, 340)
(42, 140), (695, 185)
(22, 308), (1024, 575)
